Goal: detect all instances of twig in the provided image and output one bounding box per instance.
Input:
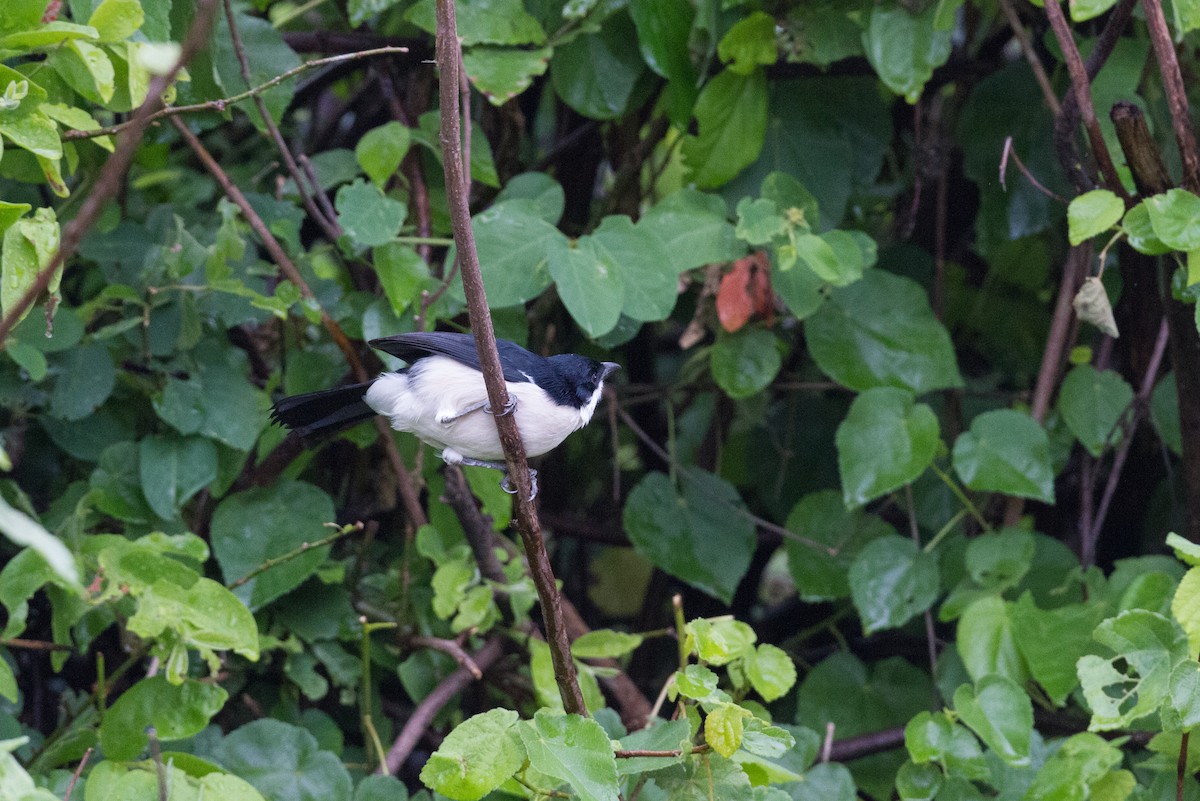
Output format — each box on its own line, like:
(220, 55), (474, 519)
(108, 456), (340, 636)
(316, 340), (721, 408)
(1141, 0), (1200, 191)
(380, 635), (504, 775)
(821, 722), (836, 763)
(1180, 730), (1190, 801)
(227, 526), (354, 590)
(148, 727), (168, 801)
(0, 0), (221, 348)
(171, 117), (429, 530)
(408, 635), (483, 679)
(0, 637), (73, 651)
(905, 485), (940, 711)
(220, 0), (342, 242)
(1042, 0), (1130, 199)
(434, 0), (586, 716)
(1084, 319), (1169, 564)
(614, 745), (710, 758)
(62, 747), (92, 801)
(997, 0), (1061, 116)
(1000, 136), (1068, 202)
(62, 48), (410, 141)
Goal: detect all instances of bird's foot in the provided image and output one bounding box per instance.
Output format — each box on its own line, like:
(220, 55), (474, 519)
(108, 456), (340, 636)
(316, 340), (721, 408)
(436, 400), (488, 424)
(500, 468), (538, 501)
(484, 397), (517, 417)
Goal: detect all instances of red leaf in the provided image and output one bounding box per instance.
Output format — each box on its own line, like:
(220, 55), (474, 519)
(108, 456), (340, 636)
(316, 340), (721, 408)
(717, 252), (773, 332)
(41, 0), (62, 23)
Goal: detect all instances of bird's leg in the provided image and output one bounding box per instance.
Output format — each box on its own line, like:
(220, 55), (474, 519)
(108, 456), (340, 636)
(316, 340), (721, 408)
(436, 396), (517, 424)
(454, 456), (539, 501)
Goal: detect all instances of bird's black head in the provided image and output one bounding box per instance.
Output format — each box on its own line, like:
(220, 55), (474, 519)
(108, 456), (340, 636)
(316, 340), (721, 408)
(545, 355), (620, 409)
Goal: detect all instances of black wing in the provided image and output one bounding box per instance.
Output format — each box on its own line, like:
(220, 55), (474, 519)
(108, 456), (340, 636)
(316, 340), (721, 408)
(368, 332), (546, 384)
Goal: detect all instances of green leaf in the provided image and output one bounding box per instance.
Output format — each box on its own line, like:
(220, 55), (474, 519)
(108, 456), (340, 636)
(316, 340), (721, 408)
(2, 207), (60, 327)
(215, 719), (352, 801)
(590, 215), (678, 322)
(641, 188), (742, 272)
(654, 754), (751, 799)
(792, 232), (844, 284)
(355, 122), (411, 188)
(154, 362), (270, 451)
(718, 11), (777, 75)
(1077, 609), (1188, 730)
(1024, 733), (1122, 801)
(210, 481), (337, 609)
(138, 435), (217, 520)
(373, 242), (431, 314)
(623, 470), (756, 603)
(848, 535), (940, 634)
(335, 179), (406, 249)
(0, 21), (98, 51)
(734, 198), (786, 245)
(806, 269), (963, 393)
(48, 40), (116, 104)
(1162, 659), (1200, 731)
(1172, 567), (1200, 656)
(1145, 188), (1200, 251)
(50, 343), (115, 421)
(952, 675), (1032, 766)
(1122, 201), (1173, 255)
(356, 775), (408, 801)
(550, 11), (645, 120)
(836, 387), (939, 508)
(1071, 0), (1119, 20)
(87, 0), (143, 41)
(127, 577), (260, 680)
(788, 762), (857, 801)
(517, 711), (619, 801)
(571, 630), (644, 660)
(1068, 189), (1124, 245)
(705, 703), (748, 758)
(862, 4), (952, 103)
(463, 46), (551, 105)
(785, 490), (895, 601)
(710, 327), (781, 399)
(1167, 531), (1200, 566)
(904, 711), (988, 779)
(951, 409), (1055, 502)
(896, 761), (943, 801)
(1057, 365), (1134, 457)
(1152, 373), (1182, 455)
(615, 719), (690, 775)
(419, 709), (524, 801)
(494, 172), (564, 223)
(548, 236), (624, 337)
(99, 676), (227, 760)
(674, 664), (726, 703)
(681, 68), (767, 188)
(469, 201), (563, 306)
(744, 643), (797, 702)
(687, 617), (757, 665)
(628, 0), (697, 120)
(956, 596), (1031, 686)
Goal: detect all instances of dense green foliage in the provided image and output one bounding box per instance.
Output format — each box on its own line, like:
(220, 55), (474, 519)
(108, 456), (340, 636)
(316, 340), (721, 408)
(4, 0), (1200, 799)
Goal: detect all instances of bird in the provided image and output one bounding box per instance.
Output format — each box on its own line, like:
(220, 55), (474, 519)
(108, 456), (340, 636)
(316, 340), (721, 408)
(270, 332), (620, 498)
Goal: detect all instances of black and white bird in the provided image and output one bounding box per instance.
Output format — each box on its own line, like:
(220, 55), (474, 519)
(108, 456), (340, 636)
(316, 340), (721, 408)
(270, 332), (620, 497)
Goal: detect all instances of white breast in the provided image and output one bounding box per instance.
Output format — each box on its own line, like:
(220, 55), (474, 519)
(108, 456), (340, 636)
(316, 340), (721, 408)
(363, 356), (591, 462)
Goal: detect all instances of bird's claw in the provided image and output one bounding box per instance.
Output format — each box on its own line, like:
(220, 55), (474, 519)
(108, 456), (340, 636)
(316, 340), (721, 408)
(500, 468), (538, 501)
(485, 397), (517, 417)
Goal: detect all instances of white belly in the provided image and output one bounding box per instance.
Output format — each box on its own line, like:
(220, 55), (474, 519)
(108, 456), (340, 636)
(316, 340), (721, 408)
(363, 357), (588, 462)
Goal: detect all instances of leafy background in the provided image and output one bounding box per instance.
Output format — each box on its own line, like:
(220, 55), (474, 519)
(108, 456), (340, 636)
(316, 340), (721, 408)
(3, 0), (1200, 799)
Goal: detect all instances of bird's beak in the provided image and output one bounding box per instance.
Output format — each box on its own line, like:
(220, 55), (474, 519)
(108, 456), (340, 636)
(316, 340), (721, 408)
(601, 362), (621, 380)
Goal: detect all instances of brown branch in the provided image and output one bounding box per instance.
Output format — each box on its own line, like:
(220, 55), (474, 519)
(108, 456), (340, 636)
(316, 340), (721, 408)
(220, 0), (342, 242)
(997, 0), (1061, 116)
(0, 637), (73, 651)
(1003, 243), (1093, 526)
(1083, 319), (1169, 565)
(434, 0), (586, 715)
(0, 0), (221, 347)
(1142, 0), (1200, 191)
(1111, 102), (1174, 196)
(1043, 0), (1130, 198)
(380, 635), (505, 775)
(408, 635), (483, 679)
(171, 117), (429, 530)
(615, 745), (710, 759)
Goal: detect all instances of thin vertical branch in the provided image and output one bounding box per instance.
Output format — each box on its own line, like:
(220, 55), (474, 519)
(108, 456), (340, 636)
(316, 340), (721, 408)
(905, 485), (940, 711)
(997, 0), (1061, 116)
(434, 0), (586, 715)
(1141, 0), (1200, 191)
(1043, 0), (1130, 199)
(220, 0), (344, 241)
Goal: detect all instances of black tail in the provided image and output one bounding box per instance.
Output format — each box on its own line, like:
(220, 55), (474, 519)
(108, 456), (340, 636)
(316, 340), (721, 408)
(270, 383), (376, 440)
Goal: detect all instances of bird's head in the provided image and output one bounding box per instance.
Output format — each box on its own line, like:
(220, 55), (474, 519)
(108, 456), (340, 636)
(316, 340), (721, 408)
(547, 355), (620, 409)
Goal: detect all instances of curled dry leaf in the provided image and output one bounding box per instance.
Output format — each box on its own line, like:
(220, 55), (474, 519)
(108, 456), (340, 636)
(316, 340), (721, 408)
(1072, 276), (1118, 338)
(716, 251), (773, 333)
